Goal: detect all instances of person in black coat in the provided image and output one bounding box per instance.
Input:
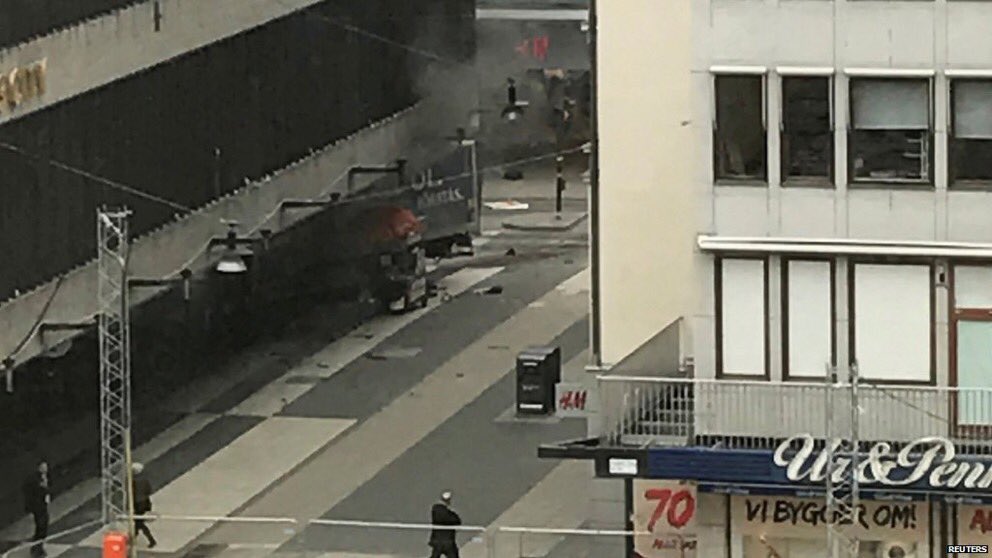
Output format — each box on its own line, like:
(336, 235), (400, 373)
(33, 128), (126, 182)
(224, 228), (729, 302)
(428, 491), (462, 558)
(22, 461), (50, 557)
(131, 463), (157, 548)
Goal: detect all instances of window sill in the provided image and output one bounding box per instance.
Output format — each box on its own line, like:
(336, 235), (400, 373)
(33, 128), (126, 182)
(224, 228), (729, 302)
(950, 180), (992, 192)
(848, 181), (934, 191)
(782, 177), (834, 189)
(714, 179), (768, 188)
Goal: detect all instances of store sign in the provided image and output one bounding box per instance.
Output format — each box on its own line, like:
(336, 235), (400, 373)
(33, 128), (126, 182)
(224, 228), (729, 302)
(632, 480), (698, 558)
(774, 434), (992, 490)
(959, 505), (992, 547)
(0, 59), (47, 114)
(555, 383), (596, 417)
(732, 496), (929, 541)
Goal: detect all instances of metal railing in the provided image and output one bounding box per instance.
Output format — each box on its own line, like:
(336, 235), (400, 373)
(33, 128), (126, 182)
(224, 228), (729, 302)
(0, 514), (647, 558)
(599, 375), (992, 454)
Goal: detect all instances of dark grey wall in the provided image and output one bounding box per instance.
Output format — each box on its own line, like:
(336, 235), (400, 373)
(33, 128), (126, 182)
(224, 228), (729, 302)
(0, 0), (476, 302)
(0, 0), (141, 49)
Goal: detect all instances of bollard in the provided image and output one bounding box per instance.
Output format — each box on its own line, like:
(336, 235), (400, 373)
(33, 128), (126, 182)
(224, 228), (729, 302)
(555, 156), (566, 214)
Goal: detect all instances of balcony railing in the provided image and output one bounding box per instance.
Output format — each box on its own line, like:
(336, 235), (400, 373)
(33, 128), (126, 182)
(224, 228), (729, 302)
(599, 376), (992, 455)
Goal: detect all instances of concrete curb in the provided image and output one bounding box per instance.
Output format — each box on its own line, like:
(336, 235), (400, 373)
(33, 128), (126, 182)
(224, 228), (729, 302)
(502, 212), (588, 232)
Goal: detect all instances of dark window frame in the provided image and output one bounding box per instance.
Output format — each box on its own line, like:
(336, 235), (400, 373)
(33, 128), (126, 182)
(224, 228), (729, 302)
(714, 255), (771, 380)
(781, 75), (835, 187)
(847, 78), (934, 188)
(847, 259), (937, 386)
(712, 74), (768, 185)
(949, 78), (992, 189)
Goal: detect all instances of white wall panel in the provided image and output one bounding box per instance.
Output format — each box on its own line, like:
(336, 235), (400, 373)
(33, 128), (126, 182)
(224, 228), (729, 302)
(853, 264), (931, 382)
(721, 259), (766, 375)
(954, 266), (992, 309)
(786, 261), (832, 378)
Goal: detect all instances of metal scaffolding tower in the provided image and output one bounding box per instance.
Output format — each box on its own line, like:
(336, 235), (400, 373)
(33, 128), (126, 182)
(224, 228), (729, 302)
(97, 207), (132, 526)
(824, 361), (861, 557)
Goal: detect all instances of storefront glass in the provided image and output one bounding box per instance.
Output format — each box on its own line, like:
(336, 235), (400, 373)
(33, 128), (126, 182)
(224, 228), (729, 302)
(732, 496), (929, 558)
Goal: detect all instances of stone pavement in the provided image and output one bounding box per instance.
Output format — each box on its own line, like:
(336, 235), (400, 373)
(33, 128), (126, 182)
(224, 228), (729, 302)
(1, 245), (603, 558)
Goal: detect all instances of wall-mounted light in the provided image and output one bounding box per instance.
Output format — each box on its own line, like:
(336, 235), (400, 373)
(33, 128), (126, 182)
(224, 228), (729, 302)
(208, 221), (254, 275)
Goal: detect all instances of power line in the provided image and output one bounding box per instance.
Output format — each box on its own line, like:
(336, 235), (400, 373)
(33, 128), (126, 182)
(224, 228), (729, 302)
(0, 140), (192, 213)
(287, 3), (476, 70)
(1, 273), (66, 365)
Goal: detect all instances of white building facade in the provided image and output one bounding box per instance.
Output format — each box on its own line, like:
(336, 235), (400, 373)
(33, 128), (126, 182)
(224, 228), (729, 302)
(541, 1), (992, 556)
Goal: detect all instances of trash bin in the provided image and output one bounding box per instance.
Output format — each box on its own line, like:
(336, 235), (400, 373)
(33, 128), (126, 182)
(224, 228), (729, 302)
(516, 346), (562, 415)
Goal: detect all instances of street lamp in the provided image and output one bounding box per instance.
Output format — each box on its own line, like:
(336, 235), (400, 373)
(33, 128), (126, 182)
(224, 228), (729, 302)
(209, 221), (254, 274)
(501, 78), (528, 123)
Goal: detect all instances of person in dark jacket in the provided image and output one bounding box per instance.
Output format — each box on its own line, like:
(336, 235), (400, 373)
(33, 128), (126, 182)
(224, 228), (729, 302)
(22, 461), (50, 557)
(131, 463), (157, 548)
(428, 491), (462, 558)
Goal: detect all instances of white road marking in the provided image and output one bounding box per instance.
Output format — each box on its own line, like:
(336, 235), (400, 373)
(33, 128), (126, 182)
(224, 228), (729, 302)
(0, 413), (218, 541)
(199, 268), (590, 551)
(231, 267), (503, 417)
(80, 417), (355, 553)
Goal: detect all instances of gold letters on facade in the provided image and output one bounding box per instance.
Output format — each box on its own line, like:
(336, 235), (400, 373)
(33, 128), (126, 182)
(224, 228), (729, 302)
(0, 59), (47, 115)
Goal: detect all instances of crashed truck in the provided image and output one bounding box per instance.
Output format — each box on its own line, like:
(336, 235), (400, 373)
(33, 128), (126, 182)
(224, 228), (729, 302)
(316, 147), (481, 313)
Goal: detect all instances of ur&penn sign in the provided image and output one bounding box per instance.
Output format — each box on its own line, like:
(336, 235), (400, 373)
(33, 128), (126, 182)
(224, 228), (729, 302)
(774, 434), (992, 491)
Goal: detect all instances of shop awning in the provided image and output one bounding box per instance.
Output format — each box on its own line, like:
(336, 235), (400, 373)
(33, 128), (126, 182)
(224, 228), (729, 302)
(698, 235), (992, 259)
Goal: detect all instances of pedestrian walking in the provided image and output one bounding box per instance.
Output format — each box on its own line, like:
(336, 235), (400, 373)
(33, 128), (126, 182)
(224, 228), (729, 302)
(428, 491), (462, 558)
(131, 463), (157, 548)
(22, 460), (50, 557)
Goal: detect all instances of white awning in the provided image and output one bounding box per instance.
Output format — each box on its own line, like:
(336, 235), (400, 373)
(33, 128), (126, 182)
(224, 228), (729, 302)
(697, 235), (992, 259)
(476, 8), (588, 20)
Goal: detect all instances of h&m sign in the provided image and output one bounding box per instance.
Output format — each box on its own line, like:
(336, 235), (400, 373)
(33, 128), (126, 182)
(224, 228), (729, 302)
(0, 59), (47, 115)
(774, 434), (992, 491)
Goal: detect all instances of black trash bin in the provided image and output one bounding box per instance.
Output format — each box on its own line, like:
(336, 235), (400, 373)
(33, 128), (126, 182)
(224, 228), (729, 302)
(515, 346), (562, 415)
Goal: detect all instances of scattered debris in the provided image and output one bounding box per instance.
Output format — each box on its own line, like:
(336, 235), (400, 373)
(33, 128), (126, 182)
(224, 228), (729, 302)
(528, 301), (546, 308)
(367, 347), (423, 360)
(456, 372), (464, 378)
(474, 285), (504, 295)
(505, 248), (517, 257)
(317, 362), (330, 369)
(485, 200), (529, 211)
(488, 345), (510, 350)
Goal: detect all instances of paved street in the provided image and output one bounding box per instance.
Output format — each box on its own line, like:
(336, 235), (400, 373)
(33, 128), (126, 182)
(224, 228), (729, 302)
(1, 159), (596, 558)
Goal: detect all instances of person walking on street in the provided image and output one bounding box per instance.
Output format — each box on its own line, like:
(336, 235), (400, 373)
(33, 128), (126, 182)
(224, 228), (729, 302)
(428, 490), (462, 558)
(131, 463), (157, 548)
(22, 460), (50, 557)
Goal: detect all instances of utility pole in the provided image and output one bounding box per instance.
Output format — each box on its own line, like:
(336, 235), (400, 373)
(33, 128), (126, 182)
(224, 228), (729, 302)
(97, 207), (133, 530)
(825, 361), (860, 557)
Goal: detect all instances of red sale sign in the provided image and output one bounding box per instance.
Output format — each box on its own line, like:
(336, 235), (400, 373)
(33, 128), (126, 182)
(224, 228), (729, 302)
(632, 480), (698, 558)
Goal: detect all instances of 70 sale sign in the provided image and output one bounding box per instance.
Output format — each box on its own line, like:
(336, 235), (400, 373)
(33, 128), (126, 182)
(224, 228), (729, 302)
(632, 480), (698, 558)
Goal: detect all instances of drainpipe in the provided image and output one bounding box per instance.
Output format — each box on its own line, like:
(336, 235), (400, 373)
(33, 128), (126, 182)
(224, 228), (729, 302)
(588, 0), (602, 367)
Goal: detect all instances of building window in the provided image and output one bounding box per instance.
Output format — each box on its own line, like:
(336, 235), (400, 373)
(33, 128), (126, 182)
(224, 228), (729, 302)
(851, 263), (932, 383)
(849, 79), (932, 184)
(951, 266), (992, 426)
(782, 260), (834, 379)
(781, 76), (832, 183)
(950, 80), (992, 185)
(716, 258), (768, 377)
(713, 75), (766, 182)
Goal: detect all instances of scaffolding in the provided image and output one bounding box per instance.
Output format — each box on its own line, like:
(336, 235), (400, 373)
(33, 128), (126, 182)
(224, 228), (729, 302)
(97, 207), (132, 526)
(824, 361), (861, 558)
